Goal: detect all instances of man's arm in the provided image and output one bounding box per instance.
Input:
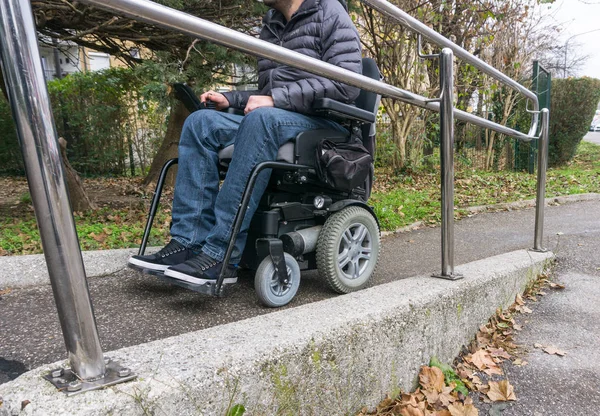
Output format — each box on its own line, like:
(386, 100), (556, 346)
(270, 13), (362, 114)
(221, 89), (260, 110)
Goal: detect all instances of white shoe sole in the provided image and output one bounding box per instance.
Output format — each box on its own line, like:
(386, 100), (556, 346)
(164, 268), (238, 285)
(128, 256), (171, 272)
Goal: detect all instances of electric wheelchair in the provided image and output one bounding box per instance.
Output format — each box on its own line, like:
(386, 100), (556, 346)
(137, 57), (382, 307)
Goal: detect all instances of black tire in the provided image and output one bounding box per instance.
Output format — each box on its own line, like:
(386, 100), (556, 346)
(254, 253), (301, 308)
(316, 206), (380, 294)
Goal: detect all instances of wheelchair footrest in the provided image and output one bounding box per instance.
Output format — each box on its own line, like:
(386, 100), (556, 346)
(155, 274), (230, 297)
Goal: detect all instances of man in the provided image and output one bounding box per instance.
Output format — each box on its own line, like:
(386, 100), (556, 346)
(128, 0), (362, 285)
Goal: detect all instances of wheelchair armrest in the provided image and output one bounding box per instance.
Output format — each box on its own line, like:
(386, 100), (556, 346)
(313, 98), (376, 124)
(173, 83), (203, 113)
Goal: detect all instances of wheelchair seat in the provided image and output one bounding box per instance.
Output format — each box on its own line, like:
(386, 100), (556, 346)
(218, 140), (296, 166)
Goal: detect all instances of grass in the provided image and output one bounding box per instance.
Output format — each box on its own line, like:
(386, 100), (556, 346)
(0, 207), (172, 256)
(1, 141), (599, 256)
(370, 141), (600, 231)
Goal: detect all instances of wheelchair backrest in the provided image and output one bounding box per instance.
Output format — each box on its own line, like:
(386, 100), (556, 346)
(355, 58), (382, 155)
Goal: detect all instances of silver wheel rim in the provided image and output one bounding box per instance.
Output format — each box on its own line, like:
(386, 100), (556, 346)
(337, 222), (372, 280)
(269, 265), (293, 297)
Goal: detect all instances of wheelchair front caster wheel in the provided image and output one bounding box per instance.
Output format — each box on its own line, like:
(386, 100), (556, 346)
(317, 206), (380, 294)
(255, 253), (301, 308)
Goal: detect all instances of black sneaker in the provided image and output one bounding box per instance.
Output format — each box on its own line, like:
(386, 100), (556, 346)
(128, 240), (195, 273)
(164, 252), (238, 285)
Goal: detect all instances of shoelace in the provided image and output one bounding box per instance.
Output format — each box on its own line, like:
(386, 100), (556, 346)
(186, 253), (218, 271)
(158, 240), (185, 258)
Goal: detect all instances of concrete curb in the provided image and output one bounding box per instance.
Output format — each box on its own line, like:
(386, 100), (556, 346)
(0, 247), (158, 289)
(466, 192), (600, 214)
(0, 249), (553, 416)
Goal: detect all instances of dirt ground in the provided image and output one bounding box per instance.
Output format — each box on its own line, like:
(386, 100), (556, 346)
(0, 176), (161, 219)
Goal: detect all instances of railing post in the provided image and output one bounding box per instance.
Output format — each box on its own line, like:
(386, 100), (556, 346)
(0, 0), (133, 393)
(533, 108), (549, 251)
(433, 48), (462, 280)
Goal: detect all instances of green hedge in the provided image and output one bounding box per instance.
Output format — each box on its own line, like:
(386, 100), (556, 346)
(0, 67), (169, 176)
(549, 77), (600, 167)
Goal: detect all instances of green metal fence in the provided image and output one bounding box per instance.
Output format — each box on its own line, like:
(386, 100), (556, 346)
(514, 61), (551, 173)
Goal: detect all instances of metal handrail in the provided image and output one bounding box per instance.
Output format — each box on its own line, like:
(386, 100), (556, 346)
(363, 0), (539, 138)
(78, 0), (539, 142)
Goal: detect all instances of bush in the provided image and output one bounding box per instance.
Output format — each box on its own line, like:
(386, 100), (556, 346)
(0, 96), (22, 175)
(548, 77), (600, 167)
(0, 67), (169, 176)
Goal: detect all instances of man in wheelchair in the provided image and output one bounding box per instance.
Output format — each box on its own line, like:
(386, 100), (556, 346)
(128, 0), (381, 306)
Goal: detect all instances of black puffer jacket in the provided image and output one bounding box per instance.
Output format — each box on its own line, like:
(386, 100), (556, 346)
(222, 0), (362, 114)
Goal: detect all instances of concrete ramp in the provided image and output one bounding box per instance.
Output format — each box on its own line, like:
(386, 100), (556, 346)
(0, 249), (552, 416)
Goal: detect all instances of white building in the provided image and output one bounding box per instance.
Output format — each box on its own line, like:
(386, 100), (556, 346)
(38, 40), (112, 81)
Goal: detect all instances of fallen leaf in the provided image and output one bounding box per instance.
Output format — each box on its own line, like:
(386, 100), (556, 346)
(515, 294), (524, 305)
(483, 366), (503, 376)
(400, 402), (426, 416)
(488, 347), (511, 360)
(471, 349), (502, 375)
(513, 324), (523, 331)
(419, 366), (445, 392)
(513, 358), (528, 366)
(21, 400), (30, 410)
(543, 345), (566, 356)
(548, 282), (565, 290)
(487, 380), (516, 401)
(534, 343), (544, 349)
(448, 402), (479, 416)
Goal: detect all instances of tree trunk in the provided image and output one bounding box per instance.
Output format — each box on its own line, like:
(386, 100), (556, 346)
(59, 137), (97, 212)
(143, 100), (189, 188)
(0, 68), (8, 101)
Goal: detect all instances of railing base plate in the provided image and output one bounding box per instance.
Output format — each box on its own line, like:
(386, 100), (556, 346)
(43, 359), (136, 396)
(530, 247), (548, 253)
(431, 272), (464, 281)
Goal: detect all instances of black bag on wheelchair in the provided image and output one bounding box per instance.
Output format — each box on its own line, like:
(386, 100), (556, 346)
(315, 139), (373, 192)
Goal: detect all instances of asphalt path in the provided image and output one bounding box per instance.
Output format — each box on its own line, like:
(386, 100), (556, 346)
(1, 199), (599, 385)
(584, 131), (600, 145)
(474, 206), (600, 415)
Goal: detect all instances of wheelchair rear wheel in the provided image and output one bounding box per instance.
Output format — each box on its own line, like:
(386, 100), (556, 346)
(316, 206), (380, 294)
(255, 253), (301, 308)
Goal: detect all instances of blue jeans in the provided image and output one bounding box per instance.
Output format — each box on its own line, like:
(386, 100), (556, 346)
(170, 107), (347, 264)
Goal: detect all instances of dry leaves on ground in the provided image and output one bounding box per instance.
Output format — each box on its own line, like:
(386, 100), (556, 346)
(542, 345), (567, 356)
(359, 271), (567, 415)
(357, 365), (472, 416)
(448, 398), (479, 416)
(486, 381), (516, 402)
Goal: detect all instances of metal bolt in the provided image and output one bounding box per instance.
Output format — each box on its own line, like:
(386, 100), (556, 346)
(118, 367), (131, 377)
(67, 381), (82, 392)
(51, 368), (64, 378)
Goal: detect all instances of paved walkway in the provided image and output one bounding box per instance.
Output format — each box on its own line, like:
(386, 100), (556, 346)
(1, 198), (599, 388)
(474, 205), (600, 415)
(584, 131), (600, 145)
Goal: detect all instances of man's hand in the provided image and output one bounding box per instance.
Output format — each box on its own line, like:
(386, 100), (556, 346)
(244, 95), (274, 114)
(199, 90), (229, 111)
